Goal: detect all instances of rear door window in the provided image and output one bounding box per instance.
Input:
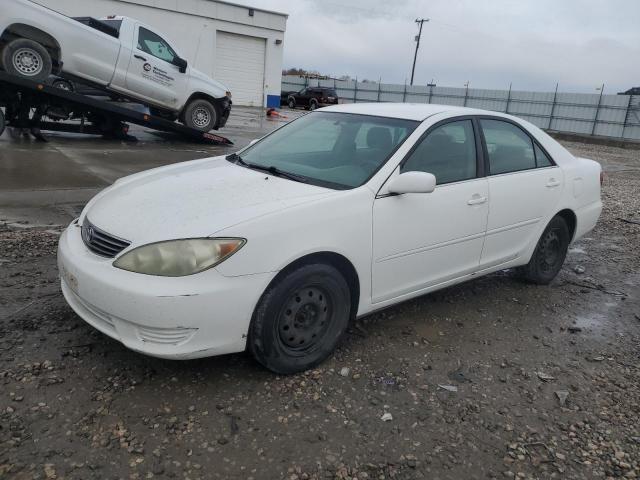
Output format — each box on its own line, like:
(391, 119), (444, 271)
(480, 119), (536, 175)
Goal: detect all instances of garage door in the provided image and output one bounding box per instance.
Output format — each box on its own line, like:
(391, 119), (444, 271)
(215, 31), (266, 107)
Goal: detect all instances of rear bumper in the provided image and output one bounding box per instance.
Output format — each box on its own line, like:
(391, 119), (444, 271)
(574, 200), (602, 241)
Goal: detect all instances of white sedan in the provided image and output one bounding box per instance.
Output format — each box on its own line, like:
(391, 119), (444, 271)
(58, 103), (602, 374)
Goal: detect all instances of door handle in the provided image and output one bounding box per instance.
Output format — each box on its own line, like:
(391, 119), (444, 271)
(134, 54), (147, 61)
(467, 195), (487, 205)
(546, 179), (561, 188)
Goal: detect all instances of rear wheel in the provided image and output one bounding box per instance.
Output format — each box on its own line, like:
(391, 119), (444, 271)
(288, 97), (296, 109)
(309, 99), (318, 110)
(518, 216), (570, 284)
(1, 38), (52, 82)
(182, 99), (218, 132)
(249, 264), (351, 374)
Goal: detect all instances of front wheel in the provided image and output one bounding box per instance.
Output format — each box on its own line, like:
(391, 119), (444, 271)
(309, 99), (318, 110)
(182, 99), (218, 132)
(1, 38), (53, 82)
(248, 264), (351, 374)
(288, 97), (296, 109)
(518, 216), (570, 284)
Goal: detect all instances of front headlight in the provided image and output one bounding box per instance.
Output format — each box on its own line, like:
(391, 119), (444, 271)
(113, 238), (245, 277)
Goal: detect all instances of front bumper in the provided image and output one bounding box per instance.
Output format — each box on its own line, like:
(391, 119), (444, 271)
(216, 97), (232, 129)
(57, 221), (274, 359)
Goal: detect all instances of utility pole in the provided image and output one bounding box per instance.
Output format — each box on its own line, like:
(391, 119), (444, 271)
(410, 18), (429, 86)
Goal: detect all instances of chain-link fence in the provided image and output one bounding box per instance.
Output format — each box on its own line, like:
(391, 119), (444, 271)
(282, 75), (640, 141)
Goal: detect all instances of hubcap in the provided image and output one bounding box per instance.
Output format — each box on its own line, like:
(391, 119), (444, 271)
(538, 230), (561, 273)
(13, 48), (43, 76)
(191, 107), (211, 128)
(279, 286), (331, 350)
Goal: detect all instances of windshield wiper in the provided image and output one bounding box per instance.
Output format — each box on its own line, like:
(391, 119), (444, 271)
(226, 153), (308, 184)
(247, 164), (309, 183)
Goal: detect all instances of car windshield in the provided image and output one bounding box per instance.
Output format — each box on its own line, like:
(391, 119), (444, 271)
(235, 112), (419, 189)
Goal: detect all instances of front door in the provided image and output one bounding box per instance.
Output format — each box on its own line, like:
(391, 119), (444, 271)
(372, 119), (489, 303)
(125, 25), (187, 109)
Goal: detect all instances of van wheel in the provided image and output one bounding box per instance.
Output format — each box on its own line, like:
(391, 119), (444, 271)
(1, 39), (52, 82)
(248, 264), (351, 375)
(518, 216), (570, 285)
(183, 99), (218, 132)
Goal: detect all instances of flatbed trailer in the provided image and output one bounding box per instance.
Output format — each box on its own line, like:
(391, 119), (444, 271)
(0, 71), (233, 145)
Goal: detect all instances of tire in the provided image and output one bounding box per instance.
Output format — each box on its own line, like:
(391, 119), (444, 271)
(1, 38), (52, 82)
(518, 216), (570, 285)
(309, 99), (318, 110)
(249, 264), (352, 375)
(51, 78), (74, 92)
(182, 99), (218, 132)
(288, 97), (296, 109)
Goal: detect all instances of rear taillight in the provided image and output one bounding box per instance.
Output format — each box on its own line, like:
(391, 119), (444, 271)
(600, 171), (605, 186)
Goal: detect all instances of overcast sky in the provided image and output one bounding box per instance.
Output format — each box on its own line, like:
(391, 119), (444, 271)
(245, 0), (639, 94)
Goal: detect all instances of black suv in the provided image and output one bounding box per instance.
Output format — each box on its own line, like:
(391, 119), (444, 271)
(281, 87), (339, 110)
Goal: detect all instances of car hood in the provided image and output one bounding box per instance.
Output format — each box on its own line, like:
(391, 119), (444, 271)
(82, 157), (334, 245)
(189, 67), (229, 96)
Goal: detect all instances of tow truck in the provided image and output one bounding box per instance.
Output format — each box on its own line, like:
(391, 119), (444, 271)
(0, 71), (233, 145)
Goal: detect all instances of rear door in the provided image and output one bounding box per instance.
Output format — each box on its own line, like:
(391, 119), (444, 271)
(124, 24), (187, 109)
(479, 118), (563, 268)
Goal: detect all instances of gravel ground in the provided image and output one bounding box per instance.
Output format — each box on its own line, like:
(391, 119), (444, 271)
(1, 139), (639, 480)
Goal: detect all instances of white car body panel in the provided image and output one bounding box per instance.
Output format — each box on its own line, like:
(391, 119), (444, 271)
(57, 103), (602, 360)
(1, 1), (228, 112)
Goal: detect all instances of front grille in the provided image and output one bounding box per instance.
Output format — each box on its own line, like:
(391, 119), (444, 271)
(81, 219), (130, 258)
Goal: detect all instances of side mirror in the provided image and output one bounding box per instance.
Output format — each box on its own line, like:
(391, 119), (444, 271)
(173, 57), (187, 73)
(386, 171), (436, 195)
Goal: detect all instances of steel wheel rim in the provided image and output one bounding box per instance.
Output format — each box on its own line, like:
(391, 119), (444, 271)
(13, 48), (43, 77)
(191, 107), (211, 128)
(278, 286), (332, 352)
(538, 229), (561, 273)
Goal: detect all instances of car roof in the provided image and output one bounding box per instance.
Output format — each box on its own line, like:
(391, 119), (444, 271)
(320, 103), (511, 121)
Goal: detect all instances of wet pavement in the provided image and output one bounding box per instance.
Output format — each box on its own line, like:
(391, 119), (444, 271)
(0, 106), (300, 226)
(1, 109), (639, 480)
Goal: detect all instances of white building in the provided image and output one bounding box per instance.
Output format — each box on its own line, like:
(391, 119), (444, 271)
(34, 0), (288, 107)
